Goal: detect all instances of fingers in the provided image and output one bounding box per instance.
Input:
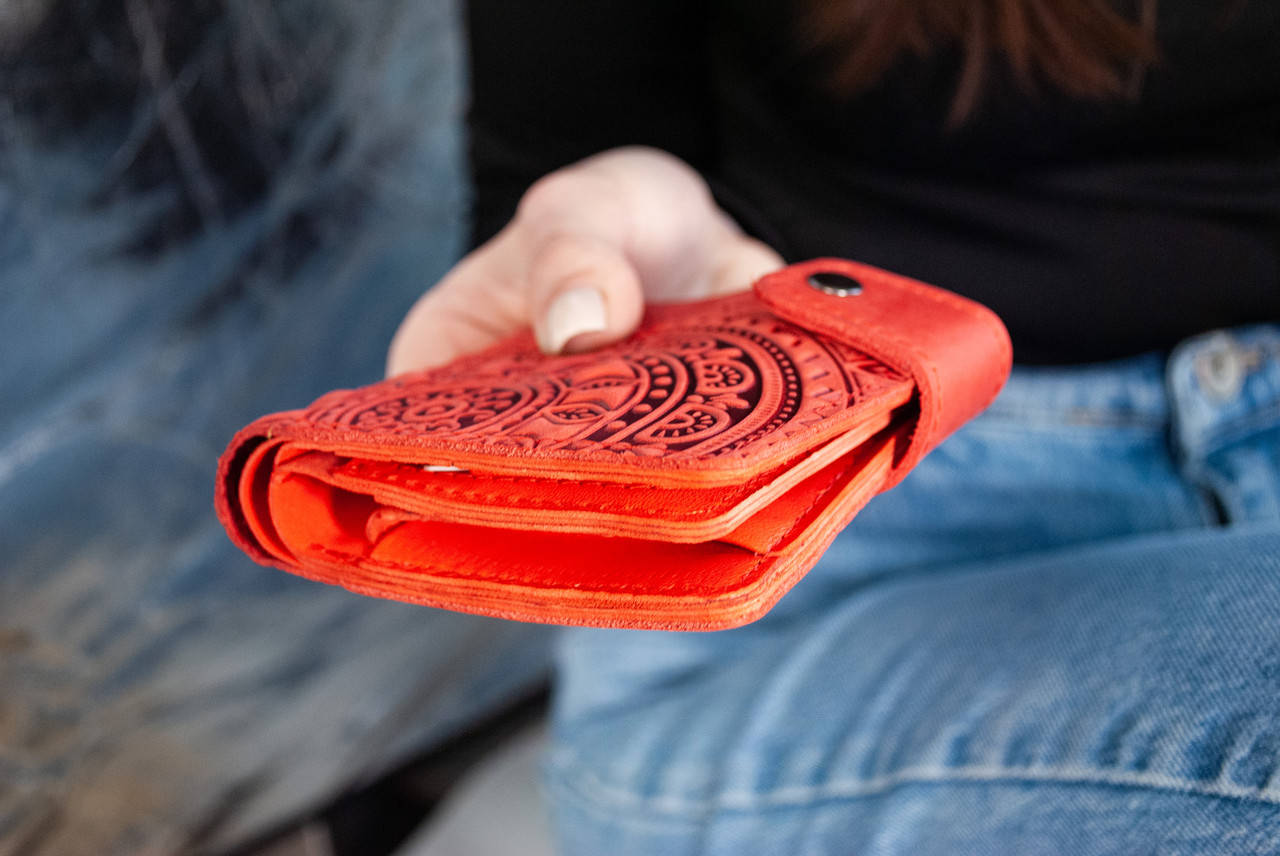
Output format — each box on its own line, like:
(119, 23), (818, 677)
(386, 211), (648, 375)
(386, 234), (528, 375)
(705, 219), (786, 296)
(526, 231), (645, 355)
(515, 168), (645, 353)
(387, 148), (785, 378)
(390, 165), (650, 375)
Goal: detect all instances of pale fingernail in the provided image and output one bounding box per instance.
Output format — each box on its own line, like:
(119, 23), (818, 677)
(539, 286), (607, 353)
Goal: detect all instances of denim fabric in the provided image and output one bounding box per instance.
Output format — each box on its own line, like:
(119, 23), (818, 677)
(0, 3), (554, 853)
(547, 326), (1280, 855)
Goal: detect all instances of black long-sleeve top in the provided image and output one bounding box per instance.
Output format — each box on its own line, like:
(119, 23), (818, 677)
(464, 0), (1279, 363)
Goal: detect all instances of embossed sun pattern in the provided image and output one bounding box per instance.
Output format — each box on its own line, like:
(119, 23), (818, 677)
(303, 293), (908, 463)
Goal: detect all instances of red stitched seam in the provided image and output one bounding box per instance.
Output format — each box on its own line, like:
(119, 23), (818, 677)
(309, 461), (850, 595)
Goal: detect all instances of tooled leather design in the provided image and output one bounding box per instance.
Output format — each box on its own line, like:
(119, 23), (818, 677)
(303, 294), (907, 461)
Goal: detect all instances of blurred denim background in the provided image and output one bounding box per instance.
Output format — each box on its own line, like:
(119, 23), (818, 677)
(0, 2), (552, 853)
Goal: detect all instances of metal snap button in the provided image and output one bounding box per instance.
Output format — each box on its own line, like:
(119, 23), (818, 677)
(1194, 337), (1245, 403)
(807, 271), (863, 297)
(1194, 336), (1264, 403)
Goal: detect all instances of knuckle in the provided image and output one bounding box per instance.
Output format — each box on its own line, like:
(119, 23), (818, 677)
(516, 166), (622, 231)
(516, 170), (588, 222)
(529, 231), (605, 281)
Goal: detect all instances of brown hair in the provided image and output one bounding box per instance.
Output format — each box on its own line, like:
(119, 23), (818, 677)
(795, 0), (1161, 124)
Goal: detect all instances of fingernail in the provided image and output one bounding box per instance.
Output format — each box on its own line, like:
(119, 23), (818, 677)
(540, 286), (607, 353)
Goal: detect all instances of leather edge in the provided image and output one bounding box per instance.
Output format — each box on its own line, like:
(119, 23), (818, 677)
(214, 414), (302, 564)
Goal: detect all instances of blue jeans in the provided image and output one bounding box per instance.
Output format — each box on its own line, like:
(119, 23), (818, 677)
(546, 325), (1280, 855)
(0, 7), (555, 849)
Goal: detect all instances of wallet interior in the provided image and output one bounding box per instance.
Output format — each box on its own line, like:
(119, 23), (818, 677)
(234, 410), (911, 627)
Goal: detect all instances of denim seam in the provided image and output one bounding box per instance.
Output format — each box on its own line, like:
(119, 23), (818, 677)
(546, 756), (1280, 818)
(978, 408), (1168, 431)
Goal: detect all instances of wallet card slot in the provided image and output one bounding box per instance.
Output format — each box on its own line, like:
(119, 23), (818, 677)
(271, 407), (906, 543)
(714, 428), (895, 553)
(257, 425), (898, 629)
(236, 439), (294, 563)
(264, 423), (899, 571)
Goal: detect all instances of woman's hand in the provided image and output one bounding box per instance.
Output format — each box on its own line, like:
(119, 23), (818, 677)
(386, 147), (783, 376)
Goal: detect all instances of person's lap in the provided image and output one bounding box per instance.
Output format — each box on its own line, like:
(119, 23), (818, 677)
(547, 326), (1280, 854)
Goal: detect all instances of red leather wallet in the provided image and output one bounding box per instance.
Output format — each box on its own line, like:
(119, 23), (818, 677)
(216, 259), (1011, 630)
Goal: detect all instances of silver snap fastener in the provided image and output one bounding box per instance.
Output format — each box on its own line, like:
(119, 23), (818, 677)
(1194, 336), (1245, 403)
(1193, 335), (1263, 403)
(807, 271), (863, 297)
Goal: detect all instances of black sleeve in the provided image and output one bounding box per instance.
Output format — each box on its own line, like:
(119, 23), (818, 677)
(464, 0), (715, 248)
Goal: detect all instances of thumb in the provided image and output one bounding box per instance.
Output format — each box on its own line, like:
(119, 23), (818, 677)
(526, 231), (645, 355)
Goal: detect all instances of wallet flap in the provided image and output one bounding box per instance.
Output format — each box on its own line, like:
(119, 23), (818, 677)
(754, 258), (1013, 486)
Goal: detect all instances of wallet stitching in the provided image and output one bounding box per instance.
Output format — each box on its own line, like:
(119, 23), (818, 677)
(338, 462), (760, 518)
(306, 465), (846, 596)
(347, 463), (751, 492)
(376, 488), (738, 517)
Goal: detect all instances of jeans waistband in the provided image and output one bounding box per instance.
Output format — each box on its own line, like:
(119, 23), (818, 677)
(983, 325), (1280, 444)
(1168, 325), (1280, 460)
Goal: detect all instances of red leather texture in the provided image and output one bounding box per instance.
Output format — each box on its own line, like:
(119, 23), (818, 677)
(755, 258), (1013, 487)
(215, 259), (1011, 630)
